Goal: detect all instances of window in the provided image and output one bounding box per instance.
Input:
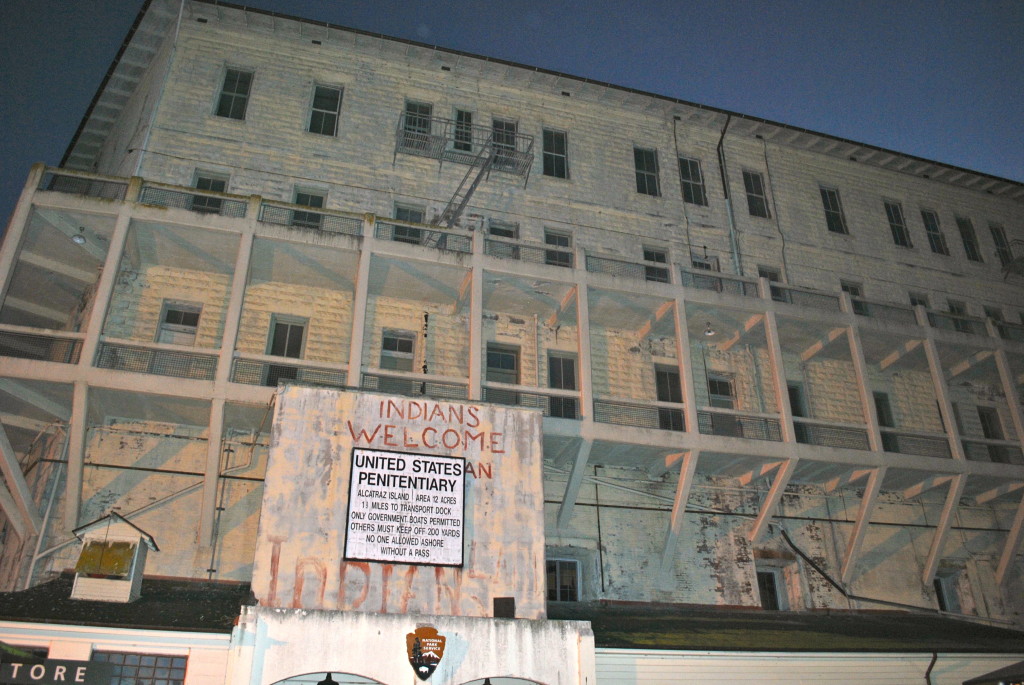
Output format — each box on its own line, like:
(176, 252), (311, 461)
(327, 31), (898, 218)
(990, 223), (1013, 267)
(393, 204), (425, 244)
(492, 118), (518, 168)
(157, 301), (201, 345)
(544, 229), (573, 268)
(308, 85), (342, 136)
(788, 383), (808, 443)
(909, 292), (929, 309)
(743, 170), (770, 218)
(874, 391), (899, 452)
(92, 652), (187, 685)
(643, 247), (669, 283)
(947, 299), (972, 334)
(707, 374), (734, 409)
(488, 221), (518, 239)
(678, 157), (708, 205)
(984, 306), (1003, 322)
(692, 252), (719, 272)
(216, 68), (253, 120)
(548, 353), (578, 419)
(267, 316), (305, 358)
(956, 216), (983, 262)
(884, 200), (912, 247)
(758, 265), (787, 302)
(292, 190), (325, 229)
(841, 280), (867, 315)
(756, 569), (782, 610)
(192, 172), (227, 214)
(454, 109), (473, 151)
(542, 129), (569, 178)
(655, 365), (684, 431)
(977, 406), (1010, 463)
(933, 573), (960, 613)
(381, 330), (416, 371)
(402, 101), (433, 149)
(820, 186), (847, 234)
(486, 344), (520, 406)
(634, 147), (660, 196)
(921, 210), (949, 255)
(546, 559), (579, 602)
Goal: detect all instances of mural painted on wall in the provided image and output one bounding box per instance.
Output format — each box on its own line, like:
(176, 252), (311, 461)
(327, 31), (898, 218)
(252, 387), (546, 619)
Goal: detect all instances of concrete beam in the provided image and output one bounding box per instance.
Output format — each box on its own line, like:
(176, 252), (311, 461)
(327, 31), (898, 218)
(823, 468), (873, 493)
(0, 423), (42, 537)
(736, 460), (784, 487)
(658, 451), (699, 583)
(748, 458), (798, 543)
(946, 350), (994, 380)
(902, 474), (955, 500)
(19, 250), (97, 283)
(636, 301), (674, 339)
(2, 296), (68, 324)
(995, 492), (1024, 585)
(974, 481), (1024, 505)
(840, 467), (886, 584)
(0, 380), (71, 421)
(922, 475), (966, 584)
(34, 208), (108, 261)
(717, 313), (764, 352)
(799, 327), (847, 362)
(545, 285), (578, 328)
(556, 439), (592, 530)
(879, 339), (923, 370)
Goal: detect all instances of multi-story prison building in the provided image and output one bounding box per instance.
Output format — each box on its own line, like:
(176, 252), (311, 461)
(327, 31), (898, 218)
(0, 1), (1023, 683)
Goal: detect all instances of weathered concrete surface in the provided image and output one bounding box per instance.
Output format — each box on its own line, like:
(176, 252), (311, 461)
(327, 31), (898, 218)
(252, 387), (547, 619)
(227, 605), (595, 685)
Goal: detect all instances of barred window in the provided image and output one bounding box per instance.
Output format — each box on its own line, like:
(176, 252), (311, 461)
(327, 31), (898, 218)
(92, 652), (187, 685)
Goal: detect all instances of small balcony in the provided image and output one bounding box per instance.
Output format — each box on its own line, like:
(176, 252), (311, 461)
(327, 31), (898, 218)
(375, 220), (471, 253)
(394, 112), (534, 176)
(593, 396), (684, 431)
(587, 254), (670, 284)
(139, 182), (247, 218)
(95, 338), (218, 381)
(231, 354), (347, 389)
(678, 266), (759, 298)
(259, 201), (363, 237)
(485, 238), (574, 268)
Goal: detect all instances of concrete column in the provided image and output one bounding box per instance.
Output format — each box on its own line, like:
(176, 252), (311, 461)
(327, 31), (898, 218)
(846, 322), (884, 452)
(0, 163), (46, 300)
(214, 200), (257, 387)
(199, 399), (226, 546)
(575, 281), (593, 420)
(77, 206), (133, 369)
(467, 263), (483, 400)
(763, 310), (795, 442)
(63, 382), (89, 530)
(672, 296), (699, 435)
(346, 214), (376, 387)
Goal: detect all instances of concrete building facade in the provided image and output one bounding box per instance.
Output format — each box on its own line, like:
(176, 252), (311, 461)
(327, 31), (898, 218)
(0, 1), (1023, 683)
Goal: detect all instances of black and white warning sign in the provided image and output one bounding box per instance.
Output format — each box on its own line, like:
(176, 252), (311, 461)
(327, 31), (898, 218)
(344, 448), (465, 566)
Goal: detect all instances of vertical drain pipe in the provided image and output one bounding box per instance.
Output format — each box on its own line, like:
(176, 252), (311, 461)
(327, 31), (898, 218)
(716, 115), (742, 274)
(924, 651), (938, 685)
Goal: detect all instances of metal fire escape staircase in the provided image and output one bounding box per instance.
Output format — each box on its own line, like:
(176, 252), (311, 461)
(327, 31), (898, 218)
(433, 137), (496, 231)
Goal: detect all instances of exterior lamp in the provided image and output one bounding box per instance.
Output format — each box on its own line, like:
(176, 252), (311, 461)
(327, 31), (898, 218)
(71, 227), (87, 245)
(703, 321), (715, 337)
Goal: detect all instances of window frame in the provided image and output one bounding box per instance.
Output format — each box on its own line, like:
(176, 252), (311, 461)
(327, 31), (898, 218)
(292, 188), (326, 229)
(990, 223), (1013, 267)
(453, 108), (473, 152)
(157, 300), (202, 346)
(884, 200), (912, 247)
(819, 186), (847, 234)
(492, 118), (519, 168)
(488, 220), (519, 239)
(643, 246), (670, 283)
(547, 352), (578, 419)
(267, 314), (307, 359)
(956, 216), (983, 262)
(841, 280), (867, 315)
(92, 651), (188, 685)
(546, 558), (580, 602)
(393, 204), (426, 244)
(307, 84), (343, 137)
(756, 568), (785, 610)
(743, 170), (770, 218)
(544, 229), (573, 268)
(215, 67), (253, 120)
(542, 128), (569, 179)
(921, 209), (949, 255)
(707, 373), (735, 409)
(678, 156), (708, 206)
(633, 147), (661, 197)
(192, 170), (228, 214)
(381, 329), (416, 371)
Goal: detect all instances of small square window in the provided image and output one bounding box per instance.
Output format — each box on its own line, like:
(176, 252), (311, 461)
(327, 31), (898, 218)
(546, 559), (579, 602)
(678, 157), (708, 206)
(544, 230), (573, 268)
(841, 280), (868, 315)
(643, 247), (669, 283)
(381, 330), (416, 371)
(192, 172), (227, 214)
(308, 85), (343, 136)
(216, 68), (253, 120)
(393, 204), (426, 244)
(634, 147), (660, 196)
(542, 129), (569, 179)
(909, 292), (929, 309)
(157, 300), (201, 345)
(707, 374), (734, 409)
(743, 170), (770, 218)
(488, 221), (518, 239)
(292, 190), (325, 229)
(691, 252), (719, 272)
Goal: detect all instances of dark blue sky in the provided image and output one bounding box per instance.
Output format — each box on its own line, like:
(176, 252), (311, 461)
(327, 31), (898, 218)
(1, 0), (1022, 226)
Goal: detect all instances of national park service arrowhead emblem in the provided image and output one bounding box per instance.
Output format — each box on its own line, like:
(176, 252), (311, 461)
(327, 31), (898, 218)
(406, 625), (446, 681)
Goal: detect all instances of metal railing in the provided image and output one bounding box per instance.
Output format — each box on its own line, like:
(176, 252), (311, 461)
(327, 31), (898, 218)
(484, 239), (573, 268)
(961, 438), (1024, 465)
(771, 283), (842, 311)
(586, 255), (670, 283)
(139, 183), (247, 218)
(593, 398), (684, 431)
(928, 311), (985, 336)
(679, 267), (759, 298)
(793, 419), (871, 450)
(231, 356), (347, 389)
(482, 384), (580, 419)
(362, 371), (468, 401)
(259, 202), (363, 237)
(395, 112), (535, 176)
(0, 326), (83, 364)
(95, 341), (217, 380)
(849, 298), (918, 326)
(879, 429), (952, 458)
(696, 409), (783, 441)
(38, 169), (128, 201)
(374, 221), (472, 253)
